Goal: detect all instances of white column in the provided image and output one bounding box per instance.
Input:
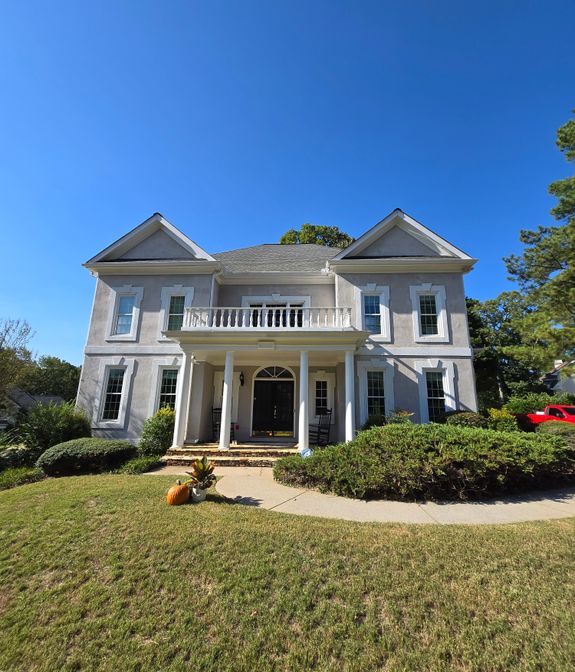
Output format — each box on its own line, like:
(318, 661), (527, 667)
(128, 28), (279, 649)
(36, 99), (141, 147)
(219, 351), (234, 451)
(172, 352), (193, 448)
(298, 350), (309, 452)
(344, 350), (355, 442)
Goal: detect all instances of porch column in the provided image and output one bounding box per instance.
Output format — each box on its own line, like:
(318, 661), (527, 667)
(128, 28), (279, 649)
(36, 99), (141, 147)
(344, 350), (355, 442)
(219, 351), (234, 451)
(172, 352), (193, 448)
(298, 350), (309, 452)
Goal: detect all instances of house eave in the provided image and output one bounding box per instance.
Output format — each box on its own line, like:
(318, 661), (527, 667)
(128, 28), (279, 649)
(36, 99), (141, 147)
(83, 260), (222, 276)
(329, 257), (477, 274)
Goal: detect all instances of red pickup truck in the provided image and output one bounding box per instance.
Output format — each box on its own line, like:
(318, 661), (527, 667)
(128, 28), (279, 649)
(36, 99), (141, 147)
(521, 405), (575, 427)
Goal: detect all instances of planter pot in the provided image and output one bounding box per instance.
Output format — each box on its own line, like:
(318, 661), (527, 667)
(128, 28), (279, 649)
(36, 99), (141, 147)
(191, 487), (207, 502)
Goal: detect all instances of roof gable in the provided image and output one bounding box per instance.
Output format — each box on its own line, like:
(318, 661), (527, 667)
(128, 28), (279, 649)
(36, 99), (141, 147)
(85, 213), (215, 265)
(333, 209), (472, 261)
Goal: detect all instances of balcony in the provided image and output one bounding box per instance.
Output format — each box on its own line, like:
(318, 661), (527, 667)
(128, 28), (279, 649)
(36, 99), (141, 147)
(183, 306), (352, 330)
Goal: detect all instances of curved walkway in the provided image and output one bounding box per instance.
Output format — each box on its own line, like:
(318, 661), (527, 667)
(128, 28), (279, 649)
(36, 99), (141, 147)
(151, 465), (575, 524)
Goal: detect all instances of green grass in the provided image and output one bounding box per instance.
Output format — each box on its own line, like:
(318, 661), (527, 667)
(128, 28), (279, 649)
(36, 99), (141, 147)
(0, 466), (44, 490)
(1, 476), (574, 671)
(115, 455), (164, 474)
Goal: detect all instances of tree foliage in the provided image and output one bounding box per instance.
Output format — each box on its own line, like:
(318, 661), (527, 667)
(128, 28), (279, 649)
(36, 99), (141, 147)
(18, 356), (81, 402)
(0, 319), (34, 397)
(280, 223), (354, 248)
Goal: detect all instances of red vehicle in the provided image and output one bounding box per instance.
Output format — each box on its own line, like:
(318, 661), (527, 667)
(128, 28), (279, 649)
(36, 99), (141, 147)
(522, 405), (575, 427)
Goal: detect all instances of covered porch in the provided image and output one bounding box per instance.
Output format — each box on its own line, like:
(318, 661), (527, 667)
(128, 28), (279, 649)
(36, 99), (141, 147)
(165, 329), (368, 452)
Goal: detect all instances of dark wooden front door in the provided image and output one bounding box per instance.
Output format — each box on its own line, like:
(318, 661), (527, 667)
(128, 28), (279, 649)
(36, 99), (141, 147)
(253, 380), (294, 436)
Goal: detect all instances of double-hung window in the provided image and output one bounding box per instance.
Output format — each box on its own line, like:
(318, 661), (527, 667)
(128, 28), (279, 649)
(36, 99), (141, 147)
(159, 286), (194, 338)
(107, 286), (143, 341)
(367, 370), (386, 417)
(167, 296), (185, 330)
(101, 368), (125, 420)
(357, 285), (390, 340)
(409, 284), (449, 343)
(315, 380), (328, 415)
(363, 295), (381, 334)
(425, 371), (446, 422)
(158, 369), (179, 410)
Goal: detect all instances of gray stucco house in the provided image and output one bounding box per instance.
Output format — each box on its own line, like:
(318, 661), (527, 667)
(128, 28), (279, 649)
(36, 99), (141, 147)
(76, 208), (478, 451)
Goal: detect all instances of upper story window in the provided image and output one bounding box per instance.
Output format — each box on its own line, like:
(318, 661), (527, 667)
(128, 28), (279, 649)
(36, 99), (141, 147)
(409, 284), (449, 343)
(107, 286), (144, 342)
(356, 284), (390, 341)
(159, 285), (195, 338)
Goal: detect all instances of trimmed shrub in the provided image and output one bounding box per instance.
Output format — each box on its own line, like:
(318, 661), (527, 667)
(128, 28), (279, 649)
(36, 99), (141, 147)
(138, 408), (175, 456)
(487, 407), (520, 432)
(37, 438), (136, 476)
(445, 411), (488, 428)
(117, 456), (163, 474)
(274, 423), (575, 501)
(504, 392), (575, 415)
(18, 402), (91, 451)
(0, 466), (44, 491)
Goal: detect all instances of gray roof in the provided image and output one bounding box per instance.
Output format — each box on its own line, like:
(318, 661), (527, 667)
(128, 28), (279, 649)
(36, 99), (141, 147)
(214, 244), (340, 273)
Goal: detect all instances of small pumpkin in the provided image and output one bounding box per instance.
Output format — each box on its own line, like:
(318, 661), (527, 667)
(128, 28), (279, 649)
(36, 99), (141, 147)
(166, 480), (190, 506)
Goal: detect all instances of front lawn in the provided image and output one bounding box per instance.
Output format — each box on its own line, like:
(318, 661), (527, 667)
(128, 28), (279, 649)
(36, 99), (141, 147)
(1, 476), (574, 671)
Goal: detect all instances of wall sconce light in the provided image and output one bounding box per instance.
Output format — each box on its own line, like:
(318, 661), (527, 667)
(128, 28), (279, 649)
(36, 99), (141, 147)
(239, 372), (245, 386)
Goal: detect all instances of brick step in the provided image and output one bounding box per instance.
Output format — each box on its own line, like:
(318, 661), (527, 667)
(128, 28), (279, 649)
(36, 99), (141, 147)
(167, 447), (298, 459)
(162, 455), (282, 468)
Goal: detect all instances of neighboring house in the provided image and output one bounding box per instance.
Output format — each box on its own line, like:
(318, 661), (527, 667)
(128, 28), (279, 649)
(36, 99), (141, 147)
(0, 388), (65, 430)
(541, 360), (575, 395)
(76, 208), (478, 450)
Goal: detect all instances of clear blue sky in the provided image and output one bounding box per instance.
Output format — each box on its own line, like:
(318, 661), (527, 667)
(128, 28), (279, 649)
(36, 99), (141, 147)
(1, 0), (573, 365)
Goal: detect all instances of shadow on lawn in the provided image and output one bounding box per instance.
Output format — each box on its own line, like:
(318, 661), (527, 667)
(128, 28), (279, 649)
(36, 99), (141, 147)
(204, 492), (263, 507)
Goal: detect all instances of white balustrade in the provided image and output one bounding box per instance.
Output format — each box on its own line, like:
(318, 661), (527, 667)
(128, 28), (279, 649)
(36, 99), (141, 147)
(183, 306), (352, 330)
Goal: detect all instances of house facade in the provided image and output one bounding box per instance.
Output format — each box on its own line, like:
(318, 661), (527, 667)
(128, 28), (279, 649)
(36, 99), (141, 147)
(76, 209), (478, 451)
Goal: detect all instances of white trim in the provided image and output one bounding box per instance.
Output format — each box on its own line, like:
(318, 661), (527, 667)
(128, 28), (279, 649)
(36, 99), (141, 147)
(93, 357), (135, 429)
(414, 359), (456, 423)
(308, 370), (336, 423)
(357, 359), (395, 426)
(213, 371), (241, 424)
(85, 345), (184, 356)
(149, 357), (182, 417)
(240, 294), (311, 308)
(85, 213), (216, 264)
(332, 209), (473, 261)
(219, 273), (333, 285)
(357, 345), (472, 357)
(105, 285), (144, 342)
(409, 284), (449, 344)
(158, 285), (195, 340)
(354, 284), (391, 342)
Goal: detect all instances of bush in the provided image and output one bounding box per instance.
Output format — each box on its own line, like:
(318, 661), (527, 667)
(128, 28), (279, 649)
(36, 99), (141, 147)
(504, 392), (575, 415)
(537, 422), (575, 449)
(138, 408), (175, 456)
(116, 456), (163, 474)
(487, 407), (520, 432)
(0, 466), (44, 491)
(18, 402), (91, 451)
(274, 424), (575, 501)
(0, 445), (38, 471)
(445, 411), (488, 428)
(37, 438), (136, 476)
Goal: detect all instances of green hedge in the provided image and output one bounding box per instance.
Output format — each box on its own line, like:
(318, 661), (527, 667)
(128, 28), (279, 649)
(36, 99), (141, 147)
(36, 438), (136, 476)
(274, 424), (575, 501)
(445, 411), (488, 428)
(504, 392), (575, 415)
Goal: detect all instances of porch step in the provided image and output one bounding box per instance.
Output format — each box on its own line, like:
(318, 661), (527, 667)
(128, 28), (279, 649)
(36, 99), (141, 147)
(163, 444), (299, 468)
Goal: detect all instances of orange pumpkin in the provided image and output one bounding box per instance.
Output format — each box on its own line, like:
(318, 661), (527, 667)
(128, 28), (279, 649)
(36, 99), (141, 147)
(166, 480), (190, 506)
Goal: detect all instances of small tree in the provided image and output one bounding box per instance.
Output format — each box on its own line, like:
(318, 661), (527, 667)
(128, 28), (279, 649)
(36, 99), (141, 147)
(138, 408), (176, 456)
(280, 223), (354, 248)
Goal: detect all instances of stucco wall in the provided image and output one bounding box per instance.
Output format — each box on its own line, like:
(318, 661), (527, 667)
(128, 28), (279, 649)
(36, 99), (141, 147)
(348, 226), (441, 258)
(217, 283), (335, 308)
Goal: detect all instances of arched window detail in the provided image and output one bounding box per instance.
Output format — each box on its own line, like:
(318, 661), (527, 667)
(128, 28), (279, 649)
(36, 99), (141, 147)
(254, 366), (293, 380)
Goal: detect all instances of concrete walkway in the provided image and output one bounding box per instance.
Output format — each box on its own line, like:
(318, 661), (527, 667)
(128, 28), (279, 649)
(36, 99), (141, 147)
(148, 465), (575, 525)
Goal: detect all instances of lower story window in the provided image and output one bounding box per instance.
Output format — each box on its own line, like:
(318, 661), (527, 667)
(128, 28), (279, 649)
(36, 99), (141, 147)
(159, 369), (179, 410)
(426, 371), (445, 422)
(102, 368), (125, 420)
(315, 380), (328, 415)
(367, 370), (385, 417)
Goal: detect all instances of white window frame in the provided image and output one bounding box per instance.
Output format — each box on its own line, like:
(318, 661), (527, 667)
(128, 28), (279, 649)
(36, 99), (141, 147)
(106, 285), (144, 342)
(308, 370), (335, 423)
(357, 359), (395, 426)
(93, 357), (135, 428)
(149, 357), (182, 416)
(409, 284), (449, 343)
(158, 285), (195, 339)
(354, 285), (391, 342)
(414, 359), (456, 423)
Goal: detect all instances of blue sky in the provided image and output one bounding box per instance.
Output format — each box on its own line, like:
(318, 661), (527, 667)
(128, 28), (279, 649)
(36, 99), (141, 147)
(0, 0), (573, 364)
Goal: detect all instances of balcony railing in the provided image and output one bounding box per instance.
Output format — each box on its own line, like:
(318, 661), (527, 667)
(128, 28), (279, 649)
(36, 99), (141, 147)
(183, 306), (352, 330)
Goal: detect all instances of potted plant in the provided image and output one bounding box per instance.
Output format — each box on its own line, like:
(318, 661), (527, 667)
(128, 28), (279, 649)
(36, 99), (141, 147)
(185, 456), (216, 502)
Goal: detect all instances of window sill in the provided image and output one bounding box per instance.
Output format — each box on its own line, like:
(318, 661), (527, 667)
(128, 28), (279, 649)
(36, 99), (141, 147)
(414, 335), (450, 344)
(106, 335), (138, 343)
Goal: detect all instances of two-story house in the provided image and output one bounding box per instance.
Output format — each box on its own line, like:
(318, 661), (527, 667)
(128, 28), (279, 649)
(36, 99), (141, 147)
(77, 208), (478, 452)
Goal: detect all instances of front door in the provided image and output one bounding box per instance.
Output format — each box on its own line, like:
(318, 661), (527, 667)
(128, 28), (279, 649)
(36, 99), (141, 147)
(253, 380), (294, 437)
